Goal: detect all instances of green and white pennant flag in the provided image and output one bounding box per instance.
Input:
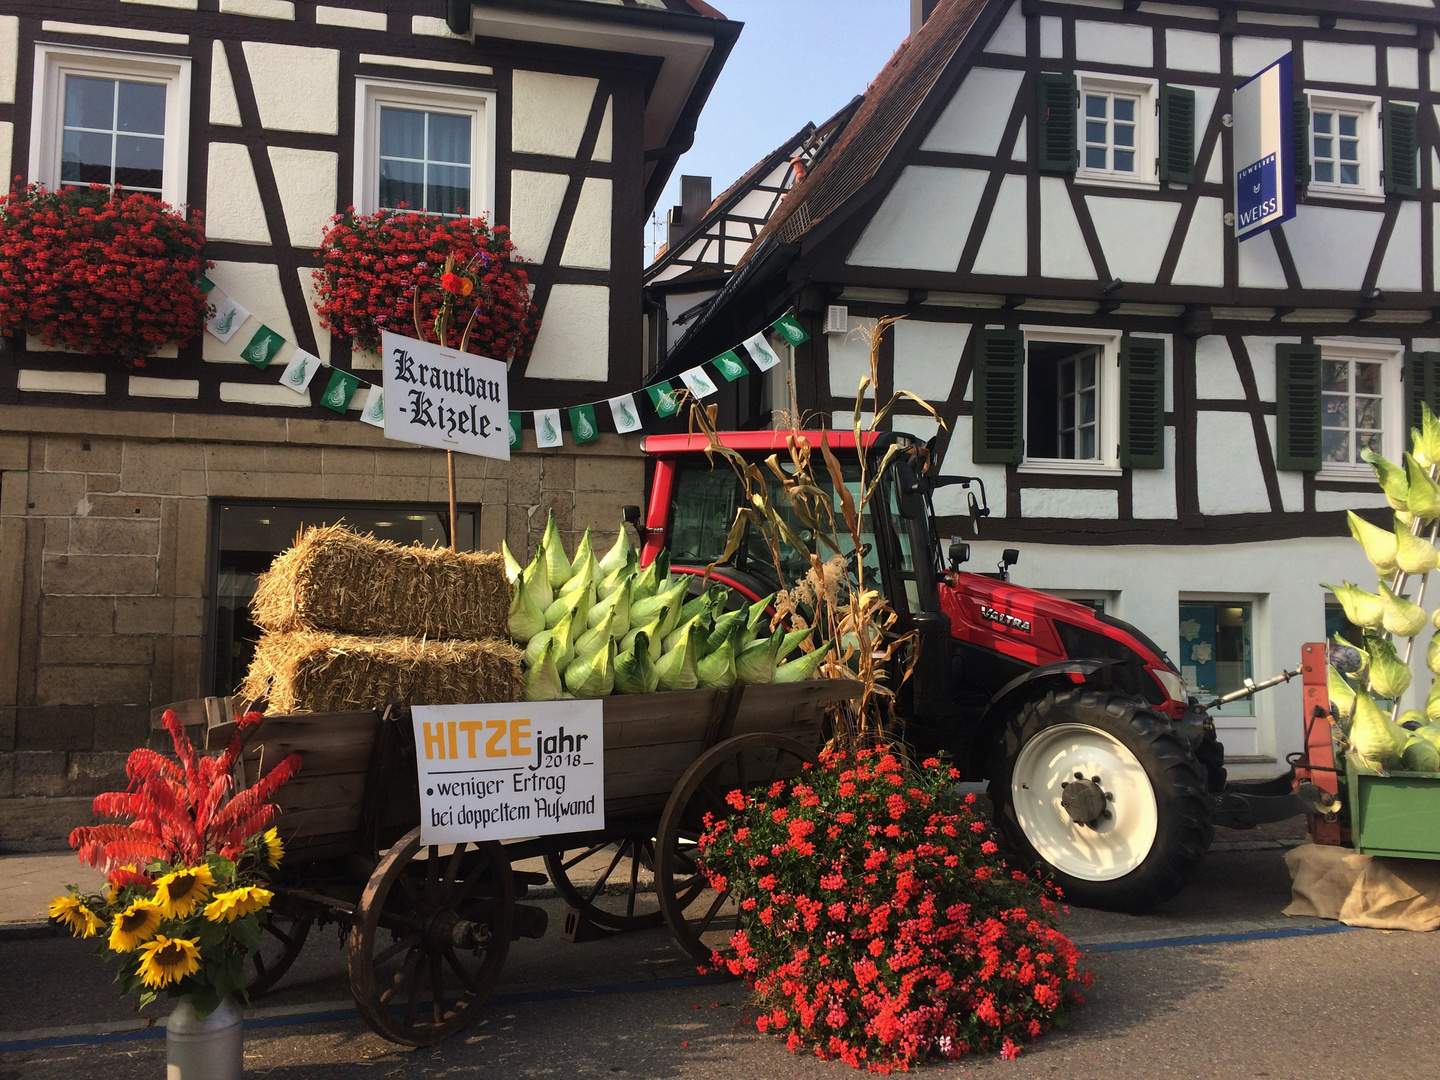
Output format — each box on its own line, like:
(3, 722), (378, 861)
(359, 386), (385, 427)
(769, 312), (810, 346)
(198, 274), (216, 296)
(535, 408), (563, 449)
(206, 297), (249, 343)
(240, 324), (284, 370)
(508, 411), (522, 450)
(679, 366), (718, 399)
(647, 383), (682, 418)
(608, 394), (643, 434)
(320, 368), (361, 414)
(711, 349), (748, 382)
(279, 349), (321, 394)
(569, 404), (600, 445)
(741, 331), (782, 372)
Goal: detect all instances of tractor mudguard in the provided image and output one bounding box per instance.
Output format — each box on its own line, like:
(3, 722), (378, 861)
(963, 659), (1124, 779)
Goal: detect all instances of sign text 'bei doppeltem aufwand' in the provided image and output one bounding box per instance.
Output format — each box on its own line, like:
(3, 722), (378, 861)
(412, 700), (605, 844)
(381, 331), (510, 460)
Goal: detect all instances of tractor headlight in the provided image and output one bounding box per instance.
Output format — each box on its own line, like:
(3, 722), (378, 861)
(1150, 668), (1186, 704)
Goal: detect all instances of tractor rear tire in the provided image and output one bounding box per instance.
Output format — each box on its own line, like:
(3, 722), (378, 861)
(989, 688), (1213, 914)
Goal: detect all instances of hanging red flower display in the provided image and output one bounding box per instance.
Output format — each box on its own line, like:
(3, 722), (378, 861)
(0, 183), (210, 366)
(311, 207), (540, 363)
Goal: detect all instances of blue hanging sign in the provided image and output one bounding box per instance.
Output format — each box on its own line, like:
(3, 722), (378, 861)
(1233, 53), (1296, 241)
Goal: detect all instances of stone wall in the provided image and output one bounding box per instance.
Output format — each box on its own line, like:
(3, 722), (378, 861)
(0, 404), (644, 851)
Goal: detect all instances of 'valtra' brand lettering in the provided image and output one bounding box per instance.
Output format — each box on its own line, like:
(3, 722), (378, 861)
(980, 605), (1032, 634)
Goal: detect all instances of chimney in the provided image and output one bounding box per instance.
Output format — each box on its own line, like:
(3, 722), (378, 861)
(910, 0), (940, 35)
(667, 175), (712, 249)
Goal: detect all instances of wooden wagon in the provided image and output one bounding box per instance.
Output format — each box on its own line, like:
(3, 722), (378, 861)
(167, 679), (860, 1045)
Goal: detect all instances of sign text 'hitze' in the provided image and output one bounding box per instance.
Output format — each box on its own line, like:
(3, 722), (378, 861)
(381, 330), (511, 461)
(413, 700), (604, 844)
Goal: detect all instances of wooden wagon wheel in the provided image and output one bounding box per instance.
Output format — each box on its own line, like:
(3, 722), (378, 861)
(246, 911), (313, 999)
(348, 828), (514, 1045)
(543, 832), (706, 933)
(656, 733), (819, 968)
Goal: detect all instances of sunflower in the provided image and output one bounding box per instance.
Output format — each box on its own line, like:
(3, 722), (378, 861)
(153, 864), (215, 919)
(49, 894), (104, 939)
(203, 886), (274, 923)
(261, 827), (284, 869)
(135, 935), (202, 990)
(108, 898), (163, 952)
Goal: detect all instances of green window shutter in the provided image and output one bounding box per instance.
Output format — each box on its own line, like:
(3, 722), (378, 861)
(1293, 94), (1311, 193)
(1406, 351), (1440, 432)
(972, 329), (1026, 465)
(1120, 337), (1166, 469)
(1158, 86), (1196, 185)
(1384, 102), (1419, 197)
(1037, 73), (1077, 175)
(1275, 344), (1323, 471)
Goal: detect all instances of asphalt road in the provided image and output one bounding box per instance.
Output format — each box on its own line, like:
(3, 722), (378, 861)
(3, 840), (1437, 1079)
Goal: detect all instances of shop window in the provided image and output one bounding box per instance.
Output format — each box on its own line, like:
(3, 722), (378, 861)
(29, 44), (191, 207)
(1178, 601), (1254, 717)
(211, 502), (477, 697)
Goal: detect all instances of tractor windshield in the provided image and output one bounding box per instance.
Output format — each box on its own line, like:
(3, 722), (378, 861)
(667, 455), (882, 589)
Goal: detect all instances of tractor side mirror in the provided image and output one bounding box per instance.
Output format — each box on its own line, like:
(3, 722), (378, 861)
(621, 504), (642, 540)
(948, 538), (970, 573)
(998, 548), (1019, 581)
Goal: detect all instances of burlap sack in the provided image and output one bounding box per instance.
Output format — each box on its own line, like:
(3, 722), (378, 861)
(1284, 842), (1440, 931)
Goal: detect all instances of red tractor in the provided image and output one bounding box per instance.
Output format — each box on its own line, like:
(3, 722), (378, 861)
(626, 430), (1299, 913)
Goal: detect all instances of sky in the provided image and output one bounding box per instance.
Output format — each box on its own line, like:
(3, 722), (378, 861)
(650, 0), (912, 260)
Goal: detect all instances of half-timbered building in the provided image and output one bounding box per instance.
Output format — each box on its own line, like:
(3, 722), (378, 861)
(0, 0), (738, 847)
(658, 0), (1438, 776)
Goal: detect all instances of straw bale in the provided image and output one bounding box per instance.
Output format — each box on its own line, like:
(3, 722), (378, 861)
(242, 630), (525, 714)
(251, 524), (510, 640)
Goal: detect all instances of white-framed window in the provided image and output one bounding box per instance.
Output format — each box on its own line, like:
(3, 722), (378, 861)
(354, 77), (495, 218)
(28, 43), (191, 207)
(1305, 91), (1382, 201)
(1316, 339), (1403, 480)
(1075, 71), (1158, 189)
(1018, 326), (1123, 474)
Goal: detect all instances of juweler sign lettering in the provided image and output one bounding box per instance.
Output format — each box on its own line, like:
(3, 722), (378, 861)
(381, 330), (511, 460)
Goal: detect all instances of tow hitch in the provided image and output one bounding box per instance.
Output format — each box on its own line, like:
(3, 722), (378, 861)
(1194, 665), (1310, 830)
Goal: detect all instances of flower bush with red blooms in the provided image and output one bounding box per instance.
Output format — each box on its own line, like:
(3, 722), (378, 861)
(312, 207), (540, 362)
(697, 749), (1092, 1071)
(0, 183), (210, 365)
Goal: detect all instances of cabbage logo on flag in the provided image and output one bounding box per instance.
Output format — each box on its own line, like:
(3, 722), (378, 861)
(569, 404), (599, 445)
(285, 356), (308, 386)
(609, 395), (642, 433)
(508, 411), (521, 449)
(366, 392), (384, 423)
(647, 384), (680, 418)
(214, 309), (236, 335)
(769, 313), (810, 346)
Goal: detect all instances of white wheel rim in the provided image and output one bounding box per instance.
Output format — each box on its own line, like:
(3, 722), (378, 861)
(1010, 723), (1158, 882)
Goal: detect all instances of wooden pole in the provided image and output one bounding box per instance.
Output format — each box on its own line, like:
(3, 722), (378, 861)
(447, 450), (458, 550)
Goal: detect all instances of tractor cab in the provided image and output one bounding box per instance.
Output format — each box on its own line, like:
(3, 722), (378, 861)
(638, 431), (1191, 761)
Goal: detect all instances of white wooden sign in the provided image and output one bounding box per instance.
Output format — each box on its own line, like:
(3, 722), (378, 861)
(413, 701), (605, 844)
(382, 331), (510, 460)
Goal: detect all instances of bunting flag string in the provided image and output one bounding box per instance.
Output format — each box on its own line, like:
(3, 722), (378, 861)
(197, 268), (811, 447)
